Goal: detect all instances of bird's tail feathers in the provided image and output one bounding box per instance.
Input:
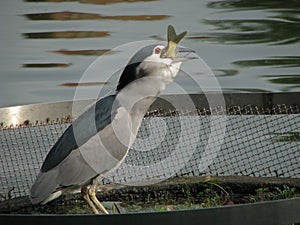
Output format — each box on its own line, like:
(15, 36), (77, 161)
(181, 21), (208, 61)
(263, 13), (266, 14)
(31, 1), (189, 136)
(29, 169), (60, 204)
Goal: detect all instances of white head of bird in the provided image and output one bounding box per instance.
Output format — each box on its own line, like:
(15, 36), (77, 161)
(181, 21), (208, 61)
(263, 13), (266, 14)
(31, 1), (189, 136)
(138, 45), (184, 84)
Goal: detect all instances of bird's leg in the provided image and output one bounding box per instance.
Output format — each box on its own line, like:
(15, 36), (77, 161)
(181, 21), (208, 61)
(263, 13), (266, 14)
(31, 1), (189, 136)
(81, 186), (99, 214)
(89, 184), (109, 214)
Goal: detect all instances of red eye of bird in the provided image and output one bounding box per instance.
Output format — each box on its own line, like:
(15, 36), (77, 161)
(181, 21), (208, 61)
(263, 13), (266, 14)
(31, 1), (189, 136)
(155, 47), (161, 54)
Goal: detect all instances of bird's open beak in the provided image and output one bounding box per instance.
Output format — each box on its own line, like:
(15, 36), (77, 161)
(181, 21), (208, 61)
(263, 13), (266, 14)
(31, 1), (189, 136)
(162, 43), (197, 62)
(174, 47), (197, 62)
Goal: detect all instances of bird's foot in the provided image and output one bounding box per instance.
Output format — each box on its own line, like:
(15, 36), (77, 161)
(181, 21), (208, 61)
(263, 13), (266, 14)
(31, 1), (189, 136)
(81, 186), (99, 214)
(89, 184), (109, 214)
(81, 185), (109, 214)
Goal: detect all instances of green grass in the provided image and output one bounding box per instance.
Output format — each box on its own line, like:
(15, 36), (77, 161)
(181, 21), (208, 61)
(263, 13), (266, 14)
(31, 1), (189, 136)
(121, 179), (300, 213)
(247, 185), (300, 203)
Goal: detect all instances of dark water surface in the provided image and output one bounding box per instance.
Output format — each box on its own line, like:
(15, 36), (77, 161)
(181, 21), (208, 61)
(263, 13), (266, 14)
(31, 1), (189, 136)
(0, 0), (300, 107)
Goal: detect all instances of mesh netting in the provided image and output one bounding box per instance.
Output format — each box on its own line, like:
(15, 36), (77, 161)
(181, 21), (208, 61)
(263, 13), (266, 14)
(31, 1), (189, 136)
(0, 104), (299, 200)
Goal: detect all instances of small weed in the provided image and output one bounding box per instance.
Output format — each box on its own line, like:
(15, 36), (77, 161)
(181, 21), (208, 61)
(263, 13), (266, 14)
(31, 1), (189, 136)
(272, 185), (298, 199)
(153, 205), (169, 212)
(182, 183), (194, 206)
(201, 177), (229, 196)
(199, 188), (222, 207)
(248, 185), (300, 203)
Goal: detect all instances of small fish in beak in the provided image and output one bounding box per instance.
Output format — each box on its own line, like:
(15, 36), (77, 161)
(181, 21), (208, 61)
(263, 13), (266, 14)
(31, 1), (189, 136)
(162, 25), (197, 62)
(162, 25), (187, 58)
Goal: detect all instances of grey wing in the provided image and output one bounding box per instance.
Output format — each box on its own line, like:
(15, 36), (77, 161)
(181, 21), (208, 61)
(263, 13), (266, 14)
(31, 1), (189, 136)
(30, 95), (119, 204)
(41, 94), (118, 172)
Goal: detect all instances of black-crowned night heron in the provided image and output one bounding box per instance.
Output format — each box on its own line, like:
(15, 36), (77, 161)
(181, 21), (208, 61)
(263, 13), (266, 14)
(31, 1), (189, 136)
(30, 25), (194, 214)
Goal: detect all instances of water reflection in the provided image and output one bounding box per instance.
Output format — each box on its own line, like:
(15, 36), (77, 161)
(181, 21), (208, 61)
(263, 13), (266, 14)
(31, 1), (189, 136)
(51, 49), (116, 56)
(23, 31), (109, 39)
(25, 0), (157, 4)
(202, 0), (300, 45)
(214, 69), (238, 77)
(207, 0), (300, 10)
(3, 0), (300, 108)
(200, 19), (300, 45)
(59, 82), (109, 87)
(261, 75), (300, 91)
(233, 57), (300, 68)
(25, 12), (102, 20)
(23, 63), (71, 68)
(193, 0), (300, 91)
(25, 11), (170, 21)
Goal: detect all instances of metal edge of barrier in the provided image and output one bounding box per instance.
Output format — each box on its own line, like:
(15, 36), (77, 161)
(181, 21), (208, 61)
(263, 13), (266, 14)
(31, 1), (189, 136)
(0, 92), (300, 125)
(1, 197), (300, 225)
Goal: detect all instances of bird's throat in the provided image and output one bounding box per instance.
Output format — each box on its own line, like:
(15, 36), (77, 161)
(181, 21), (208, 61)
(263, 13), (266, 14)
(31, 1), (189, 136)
(116, 76), (166, 137)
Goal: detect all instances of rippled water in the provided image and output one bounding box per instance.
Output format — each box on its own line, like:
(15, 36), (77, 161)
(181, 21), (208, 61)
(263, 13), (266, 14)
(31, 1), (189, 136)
(0, 0), (299, 107)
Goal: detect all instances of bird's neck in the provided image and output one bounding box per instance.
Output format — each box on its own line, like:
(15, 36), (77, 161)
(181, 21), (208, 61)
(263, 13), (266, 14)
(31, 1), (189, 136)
(116, 76), (167, 135)
(117, 76), (167, 110)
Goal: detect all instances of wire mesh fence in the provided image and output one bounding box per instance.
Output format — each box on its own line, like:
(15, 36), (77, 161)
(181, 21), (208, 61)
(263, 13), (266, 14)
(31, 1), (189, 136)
(0, 95), (299, 201)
